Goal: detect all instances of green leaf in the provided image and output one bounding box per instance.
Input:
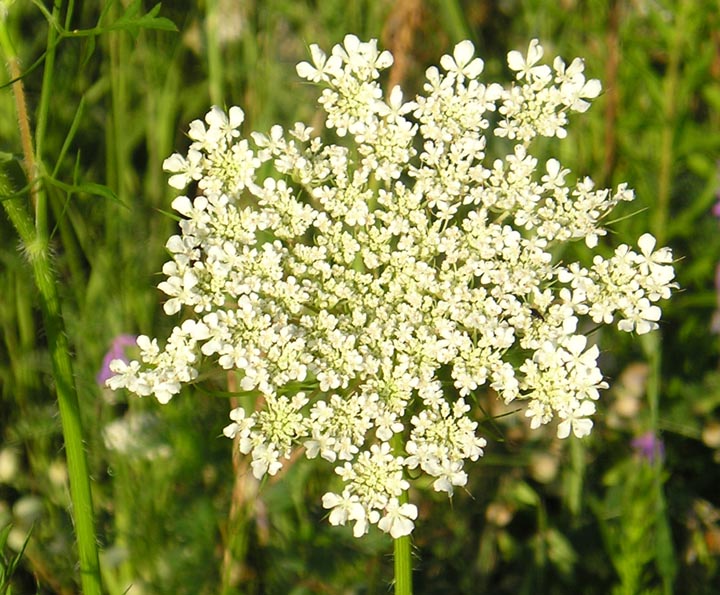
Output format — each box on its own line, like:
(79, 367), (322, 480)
(44, 176), (126, 207)
(109, 0), (178, 39)
(702, 82), (720, 111)
(545, 528), (577, 576)
(0, 524), (32, 595)
(509, 480), (540, 508)
(52, 96), (86, 178)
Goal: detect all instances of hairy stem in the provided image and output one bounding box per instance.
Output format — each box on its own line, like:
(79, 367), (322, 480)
(0, 13), (102, 595)
(1, 173), (103, 595)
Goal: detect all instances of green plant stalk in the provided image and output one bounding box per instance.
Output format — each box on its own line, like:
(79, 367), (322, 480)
(653, 0), (687, 245)
(566, 435), (585, 518)
(641, 332), (677, 593)
(641, 3), (687, 591)
(392, 433), (412, 595)
(239, 1), (260, 128)
(626, 6), (688, 590)
(0, 16), (102, 595)
(1, 178), (102, 595)
(433, 0), (473, 44)
(34, 0), (65, 245)
(0, 25), (39, 213)
(108, 15), (130, 207)
(205, 0), (224, 106)
(35, 0), (62, 163)
(394, 531), (412, 595)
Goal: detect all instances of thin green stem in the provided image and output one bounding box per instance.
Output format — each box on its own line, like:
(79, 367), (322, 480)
(641, 332), (677, 593)
(394, 530), (412, 595)
(0, 13), (102, 594)
(35, 0), (63, 163)
(566, 436), (585, 518)
(641, 7), (687, 583)
(1, 173), (103, 595)
(653, 0), (687, 245)
(205, 0), (224, 106)
(392, 433), (412, 595)
(0, 22), (40, 218)
(433, 0), (473, 44)
(642, 333), (660, 435)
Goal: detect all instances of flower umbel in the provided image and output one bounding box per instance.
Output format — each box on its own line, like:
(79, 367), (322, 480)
(108, 36), (676, 538)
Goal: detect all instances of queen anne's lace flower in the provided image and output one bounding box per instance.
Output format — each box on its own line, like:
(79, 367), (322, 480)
(108, 36), (676, 538)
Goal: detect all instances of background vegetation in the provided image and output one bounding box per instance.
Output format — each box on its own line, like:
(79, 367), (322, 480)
(1, 0), (719, 593)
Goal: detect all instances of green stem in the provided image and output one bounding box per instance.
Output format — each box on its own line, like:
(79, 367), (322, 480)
(0, 22), (40, 216)
(33, 0), (63, 242)
(641, 9), (687, 588)
(205, 0), (224, 106)
(642, 333), (660, 436)
(0, 13), (102, 595)
(653, 0), (687, 245)
(641, 332), (677, 593)
(394, 530), (412, 595)
(640, 7), (686, 584)
(1, 175), (103, 595)
(35, 0), (63, 163)
(433, 0), (473, 44)
(392, 433), (412, 595)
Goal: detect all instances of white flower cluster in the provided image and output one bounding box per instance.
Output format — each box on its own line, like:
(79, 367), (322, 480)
(107, 36), (676, 538)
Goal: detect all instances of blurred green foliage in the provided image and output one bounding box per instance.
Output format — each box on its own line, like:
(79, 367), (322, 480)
(1, 0), (719, 593)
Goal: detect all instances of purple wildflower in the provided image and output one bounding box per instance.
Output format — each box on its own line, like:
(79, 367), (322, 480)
(713, 182), (720, 331)
(97, 334), (138, 385)
(713, 265), (720, 333)
(712, 172), (720, 331)
(631, 431), (665, 463)
(713, 163), (720, 218)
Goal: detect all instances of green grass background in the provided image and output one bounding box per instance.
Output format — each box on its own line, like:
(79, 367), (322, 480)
(1, 0), (720, 593)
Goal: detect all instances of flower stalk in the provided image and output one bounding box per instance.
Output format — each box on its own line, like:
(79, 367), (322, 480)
(0, 173), (103, 595)
(394, 531), (412, 595)
(0, 15), (102, 595)
(392, 432), (412, 594)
